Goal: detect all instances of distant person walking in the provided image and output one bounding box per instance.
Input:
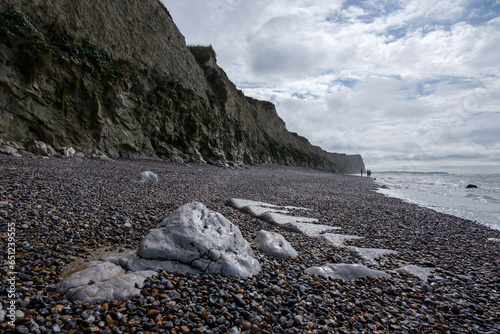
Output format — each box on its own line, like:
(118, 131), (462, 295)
(361, 169), (363, 177)
(367, 169), (372, 178)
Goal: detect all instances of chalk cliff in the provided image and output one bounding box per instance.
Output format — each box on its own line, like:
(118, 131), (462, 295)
(0, 0), (365, 173)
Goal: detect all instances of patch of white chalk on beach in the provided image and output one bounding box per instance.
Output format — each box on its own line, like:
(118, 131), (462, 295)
(306, 263), (390, 281)
(396, 265), (434, 281)
(319, 233), (364, 247)
(228, 198), (340, 236)
(243, 205), (289, 217)
(227, 198), (310, 211)
(294, 222), (340, 237)
(348, 247), (399, 265)
(261, 212), (318, 225)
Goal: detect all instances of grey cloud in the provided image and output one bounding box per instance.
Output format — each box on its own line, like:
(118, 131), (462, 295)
(161, 0), (500, 172)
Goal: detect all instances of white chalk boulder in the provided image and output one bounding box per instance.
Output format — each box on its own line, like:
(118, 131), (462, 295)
(254, 230), (298, 258)
(306, 263), (390, 281)
(132, 171), (158, 183)
(396, 265), (434, 281)
(56, 202), (261, 302)
(139, 202), (261, 278)
(55, 261), (156, 303)
(62, 147), (76, 158)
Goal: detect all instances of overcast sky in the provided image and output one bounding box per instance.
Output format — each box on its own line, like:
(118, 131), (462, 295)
(161, 0), (500, 173)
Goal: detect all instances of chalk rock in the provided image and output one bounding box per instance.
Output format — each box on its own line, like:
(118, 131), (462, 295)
(55, 261), (156, 303)
(293, 222), (340, 237)
(319, 233), (364, 247)
(397, 265), (434, 281)
(306, 263), (390, 281)
(27, 140), (56, 157)
(132, 171), (158, 183)
(139, 202), (260, 277)
(102, 251), (200, 274)
(260, 212), (318, 231)
(348, 247), (399, 265)
(61, 147), (76, 158)
(254, 230), (298, 258)
(0, 144), (20, 156)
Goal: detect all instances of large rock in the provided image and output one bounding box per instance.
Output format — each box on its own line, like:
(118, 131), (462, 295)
(132, 171), (158, 183)
(0, 144), (20, 157)
(139, 202), (261, 277)
(56, 202), (260, 302)
(253, 230), (298, 258)
(27, 140), (56, 157)
(306, 263), (390, 281)
(55, 261), (156, 303)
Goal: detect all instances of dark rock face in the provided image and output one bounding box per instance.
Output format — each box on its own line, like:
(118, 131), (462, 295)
(0, 0), (365, 173)
(466, 184), (478, 189)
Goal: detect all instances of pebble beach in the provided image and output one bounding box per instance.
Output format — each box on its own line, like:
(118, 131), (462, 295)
(1, 154), (499, 333)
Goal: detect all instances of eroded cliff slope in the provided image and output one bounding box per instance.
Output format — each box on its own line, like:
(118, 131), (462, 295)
(0, 0), (364, 173)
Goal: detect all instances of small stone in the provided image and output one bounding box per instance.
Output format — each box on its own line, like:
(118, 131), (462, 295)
(15, 325), (29, 334)
(60, 314), (73, 322)
(147, 309), (161, 318)
(105, 314), (119, 327)
(21, 299), (30, 308)
(242, 321), (252, 330)
(180, 325), (190, 333)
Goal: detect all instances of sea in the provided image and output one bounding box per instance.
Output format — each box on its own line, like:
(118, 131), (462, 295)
(372, 172), (500, 231)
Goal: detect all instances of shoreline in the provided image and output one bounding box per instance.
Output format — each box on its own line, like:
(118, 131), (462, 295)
(373, 172), (500, 232)
(1, 155), (499, 333)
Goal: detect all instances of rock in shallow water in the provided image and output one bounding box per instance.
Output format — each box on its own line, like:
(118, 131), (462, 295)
(253, 230), (298, 258)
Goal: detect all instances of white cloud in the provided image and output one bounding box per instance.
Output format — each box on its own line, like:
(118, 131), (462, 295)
(162, 0), (500, 173)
